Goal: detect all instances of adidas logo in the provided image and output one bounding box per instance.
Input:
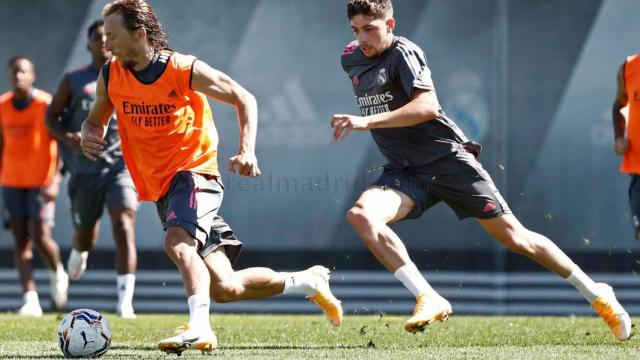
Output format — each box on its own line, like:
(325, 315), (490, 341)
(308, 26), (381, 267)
(166, 210), (177, 221)
(260, 77), (329, 148)
(168, 89), (178, 98)
(482, 201), (496, 213)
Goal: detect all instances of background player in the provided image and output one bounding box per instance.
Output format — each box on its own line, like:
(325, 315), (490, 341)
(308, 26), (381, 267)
(46, 20), (138, 319)
(80, 0), (342, 354)
(0, 56), (68, 316)
(333, 0), (632, 340)
(612, 54), (640, 242)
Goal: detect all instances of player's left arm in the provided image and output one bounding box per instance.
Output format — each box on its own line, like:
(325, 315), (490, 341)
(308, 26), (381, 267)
(331, 89), (438, 140)
(191, 60), (260, 177)
(613, 63), (629, 155)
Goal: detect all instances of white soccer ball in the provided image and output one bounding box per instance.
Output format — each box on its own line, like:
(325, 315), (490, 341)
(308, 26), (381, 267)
(57, 309), (112, 358)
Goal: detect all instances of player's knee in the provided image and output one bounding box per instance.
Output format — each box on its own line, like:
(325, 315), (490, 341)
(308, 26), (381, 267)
(210, 279), (244, 303)
(163, 233), (195, 261)
(113, 216), (134, 236)
(347, 205), (375, 228)
(14, 245), (33, 261)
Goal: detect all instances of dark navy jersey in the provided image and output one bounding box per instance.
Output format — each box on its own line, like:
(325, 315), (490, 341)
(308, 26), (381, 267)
(342, 36), (469, 168)
(61, 65), (123, 175)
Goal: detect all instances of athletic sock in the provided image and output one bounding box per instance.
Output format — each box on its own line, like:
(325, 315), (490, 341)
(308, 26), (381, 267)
(117, 274), (136, 310)
(394, 263), (437, 298)
(281, 271), (316, 296)
(23, 290), (39, 305)
(565, 266), (599, 303)
(187, 294), (211, 332)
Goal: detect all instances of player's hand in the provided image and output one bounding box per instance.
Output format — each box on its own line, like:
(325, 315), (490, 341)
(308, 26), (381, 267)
(81, 134), (106, 161)
(41, 184), (58, 203)
(615, 137), (629, 155)
(330, 114), (369, 141)
(64, 132), (82, 150)
(228, 152), (261, 177)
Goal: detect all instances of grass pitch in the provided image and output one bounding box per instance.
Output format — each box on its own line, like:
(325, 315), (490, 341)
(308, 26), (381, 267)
(0, 313), (637, 359)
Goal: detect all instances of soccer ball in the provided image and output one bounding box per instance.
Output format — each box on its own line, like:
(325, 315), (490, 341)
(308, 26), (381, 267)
(57, 309), (111, 358)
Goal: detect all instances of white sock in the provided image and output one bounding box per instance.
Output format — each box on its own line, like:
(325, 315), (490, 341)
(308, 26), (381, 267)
(23, 290), (39, 305)
(187, 294), (211, 331)
(117, 274), (136, 310)
(394, 263), (437, 298)
(281, 271), (316, 296)
(565, 266), (599, 303)
(49, 262), (65, 277)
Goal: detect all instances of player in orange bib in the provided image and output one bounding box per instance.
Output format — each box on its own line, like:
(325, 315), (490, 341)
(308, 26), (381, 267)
(80, 0), (342, 355)
(0, 56), (68, 316)
(613, 54), (640, 241)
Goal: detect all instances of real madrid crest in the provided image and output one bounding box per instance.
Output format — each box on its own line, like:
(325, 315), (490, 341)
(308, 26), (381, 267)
(377, 68), (387, 85)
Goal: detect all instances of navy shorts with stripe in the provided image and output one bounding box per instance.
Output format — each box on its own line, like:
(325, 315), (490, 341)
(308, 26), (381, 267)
(156, 171), (242, 263)
(2, 186), (55, 225)
(373, 150), (511, 221)
(68, 167), (138, 231)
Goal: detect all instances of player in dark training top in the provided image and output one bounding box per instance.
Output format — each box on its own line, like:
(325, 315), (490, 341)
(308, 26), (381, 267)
(46, 20), (139, 319)
(332, 0), (631, 340)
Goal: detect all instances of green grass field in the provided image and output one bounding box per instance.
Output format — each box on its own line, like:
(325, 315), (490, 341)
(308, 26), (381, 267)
(0, 313), (637, 359)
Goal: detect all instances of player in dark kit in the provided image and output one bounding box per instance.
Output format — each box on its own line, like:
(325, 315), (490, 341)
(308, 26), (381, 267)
(46, 20), (139, 319)
(332, 0), (631, 340)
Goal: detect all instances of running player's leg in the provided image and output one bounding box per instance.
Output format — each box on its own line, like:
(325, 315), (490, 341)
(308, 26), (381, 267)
(347, 186), (415, 271)
(480, 214), (631, 340)
(108, 209), (136, 274)
(3, 187), (41, 315)
(479, 214), (574, 276)
(28, 190), (67, 310)
(443, 151), (634, 341)
(347, 186), (451, 332)
(160, 226), (215, 354)
(109, 207), (137, 317)
(106, 169), (138, 318)
(157, 172), (216, 354)
(66, 174), (104, 280)
(200, 215), (342, 326)
(9, 220), (42, 316)
(204, 249), (283, 302)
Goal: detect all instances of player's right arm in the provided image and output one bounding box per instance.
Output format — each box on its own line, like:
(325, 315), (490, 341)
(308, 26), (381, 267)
(191, 60), (260, 177)
(46, 76), (81, 149)
(80, 69), (112, 161)
(613, 63), (629, 155)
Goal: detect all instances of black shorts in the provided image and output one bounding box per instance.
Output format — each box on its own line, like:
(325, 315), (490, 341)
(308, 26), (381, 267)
(373, 151), (511, 221)
(2, 186), (55, 225)
(68, 168), (138, 231)
(628, 174), (640, 236)
(156, 171), (242, 263)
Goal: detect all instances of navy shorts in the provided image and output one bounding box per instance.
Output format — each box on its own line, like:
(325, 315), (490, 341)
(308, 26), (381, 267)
(68, 168), (139, 230)
(156, 171), (242, 263)
(628, 174), (640, 237)
(373, 151), (511, 221)
(2, 186), (55, 224)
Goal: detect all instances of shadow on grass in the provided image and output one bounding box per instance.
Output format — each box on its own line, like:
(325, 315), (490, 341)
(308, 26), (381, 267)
(221, 344), (371, 350)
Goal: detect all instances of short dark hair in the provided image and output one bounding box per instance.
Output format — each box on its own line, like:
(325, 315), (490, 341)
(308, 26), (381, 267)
(347, 0), (393, 20)
(87, 19), (104, 39)
(102, 0), (168, 50)
(7, 55), (31, 68)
